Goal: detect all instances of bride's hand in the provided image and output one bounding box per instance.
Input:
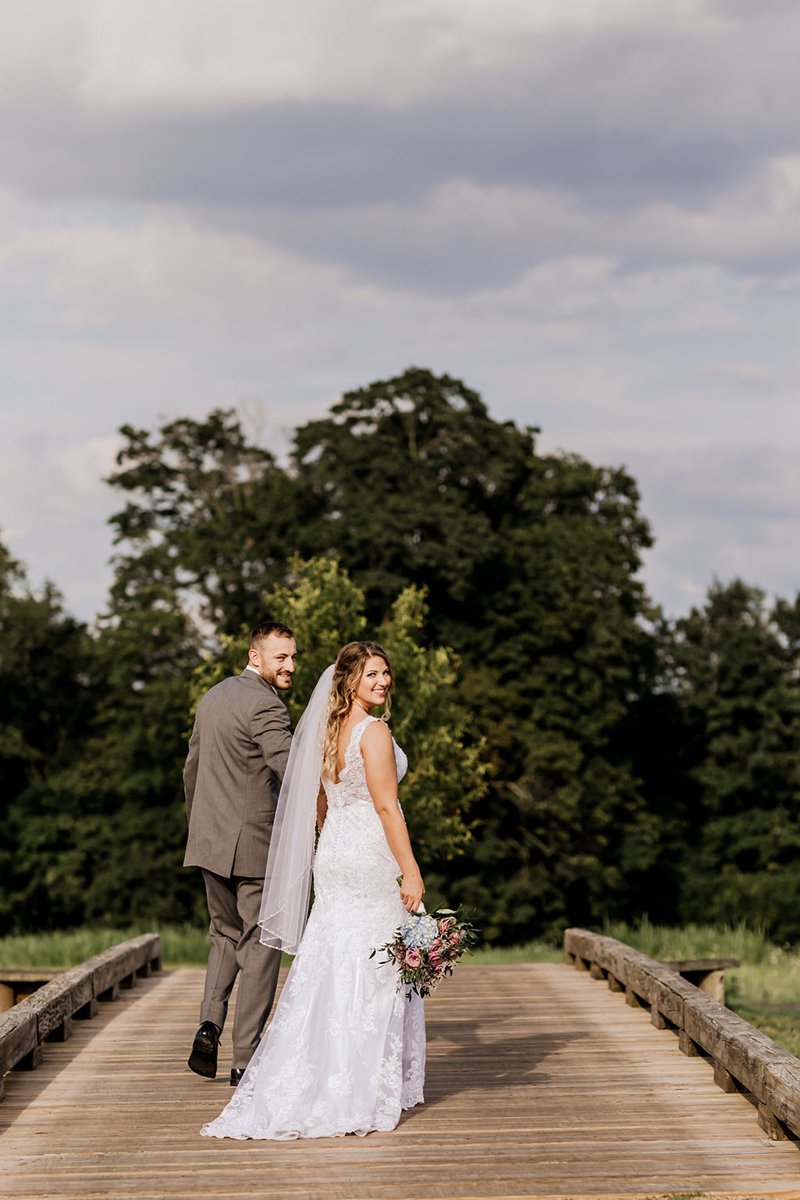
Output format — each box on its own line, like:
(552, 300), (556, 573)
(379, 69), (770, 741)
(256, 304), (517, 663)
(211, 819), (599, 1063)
(400, 869), (425, 913)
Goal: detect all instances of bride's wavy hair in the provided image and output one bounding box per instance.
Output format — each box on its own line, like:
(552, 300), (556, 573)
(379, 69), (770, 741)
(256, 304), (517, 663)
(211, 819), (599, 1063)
(322, 641), (394, 780)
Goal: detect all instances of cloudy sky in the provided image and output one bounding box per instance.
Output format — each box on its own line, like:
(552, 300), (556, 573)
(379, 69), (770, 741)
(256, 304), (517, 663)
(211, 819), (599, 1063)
(1, 0), (798, 621)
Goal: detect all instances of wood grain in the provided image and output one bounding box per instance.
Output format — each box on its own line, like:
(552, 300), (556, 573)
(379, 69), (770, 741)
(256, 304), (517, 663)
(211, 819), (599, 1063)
(2, 963), (800, 1199)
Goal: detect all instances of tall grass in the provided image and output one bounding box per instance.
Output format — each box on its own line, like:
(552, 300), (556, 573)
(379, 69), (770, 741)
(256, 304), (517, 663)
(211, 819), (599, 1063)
(0, 924), (210, 970)
(470, 939), (562, 964)
(602, 918), (800, 1003)
(601, 917), (776, 964)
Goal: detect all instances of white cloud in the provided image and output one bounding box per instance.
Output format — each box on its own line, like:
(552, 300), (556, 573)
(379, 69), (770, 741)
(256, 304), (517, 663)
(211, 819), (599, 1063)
(0, 0), (729, 112)
(0, 207), (346, 337)
(708, 361), (785, 391)
(673, 302), (743, 334)
(1, 1), (800, 621)
(630, 443), (800, 615)
(0, 432), (119, 617)
(227, 170), (800, 292)
(56, 436), (121, 496)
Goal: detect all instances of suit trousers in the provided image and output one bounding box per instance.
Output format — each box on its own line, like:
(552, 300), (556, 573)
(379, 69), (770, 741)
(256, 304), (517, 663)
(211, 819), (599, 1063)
(199, 869), (282, 1069)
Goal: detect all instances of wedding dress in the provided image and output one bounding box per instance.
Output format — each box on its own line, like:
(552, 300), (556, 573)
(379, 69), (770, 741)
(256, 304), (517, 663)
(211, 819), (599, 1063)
(201, 714), (426, 1140)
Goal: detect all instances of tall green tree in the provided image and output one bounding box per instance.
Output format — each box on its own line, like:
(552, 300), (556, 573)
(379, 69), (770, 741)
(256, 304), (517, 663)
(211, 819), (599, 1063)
(107, 409), (297, 635)
(8, 375), (800, 945)
(669, 580), (800, 938)
(291, 371), (657, 940)
(11, 537), (205, 929)
(190, 556), (484, 866)
(69, 569), (203, 926)
(292, 368), (537, 646)
(99, 368), (661, 941)
(0, 541), (96, 930)
(427, 452), (659, 940)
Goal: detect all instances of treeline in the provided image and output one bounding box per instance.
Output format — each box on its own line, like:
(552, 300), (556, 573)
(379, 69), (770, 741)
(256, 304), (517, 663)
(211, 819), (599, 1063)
(2, 368), (798, 942)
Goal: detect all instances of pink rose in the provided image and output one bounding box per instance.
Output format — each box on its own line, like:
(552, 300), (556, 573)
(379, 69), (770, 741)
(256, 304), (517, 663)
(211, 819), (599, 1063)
(429, 953), (442, 970)
(439, 917), (456, 932)
(405, 949), (422, 969)
(450, 930), (462, 944)
(430, 937), (443, 954)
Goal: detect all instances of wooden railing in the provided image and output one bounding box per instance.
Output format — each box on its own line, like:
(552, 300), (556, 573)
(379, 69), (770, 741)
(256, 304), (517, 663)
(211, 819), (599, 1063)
(0, 933), (161, 1100)
(660, 956), (740, 1003)
(564, 928), (800, 1142)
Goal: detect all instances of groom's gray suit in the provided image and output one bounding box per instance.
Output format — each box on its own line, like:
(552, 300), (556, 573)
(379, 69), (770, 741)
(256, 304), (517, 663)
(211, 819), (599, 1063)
(184, 667), (292, 1068)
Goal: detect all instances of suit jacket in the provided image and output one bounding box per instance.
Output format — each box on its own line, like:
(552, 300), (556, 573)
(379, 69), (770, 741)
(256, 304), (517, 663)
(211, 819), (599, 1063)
(183, 669), (293, 878)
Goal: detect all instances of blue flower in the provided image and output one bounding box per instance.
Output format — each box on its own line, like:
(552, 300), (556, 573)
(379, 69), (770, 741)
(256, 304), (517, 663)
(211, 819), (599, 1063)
(400, 913), (439, 950)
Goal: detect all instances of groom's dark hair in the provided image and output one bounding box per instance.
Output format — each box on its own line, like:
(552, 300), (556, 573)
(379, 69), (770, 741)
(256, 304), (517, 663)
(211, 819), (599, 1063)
(250, 621), (295, 648)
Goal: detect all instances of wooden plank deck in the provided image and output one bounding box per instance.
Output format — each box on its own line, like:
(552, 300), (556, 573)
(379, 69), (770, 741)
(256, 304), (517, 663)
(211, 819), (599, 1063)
(2, 964), (800, 1200)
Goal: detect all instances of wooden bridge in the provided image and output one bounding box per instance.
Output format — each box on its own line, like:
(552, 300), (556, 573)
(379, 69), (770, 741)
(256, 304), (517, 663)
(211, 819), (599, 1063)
(2, 932), (800, 1199)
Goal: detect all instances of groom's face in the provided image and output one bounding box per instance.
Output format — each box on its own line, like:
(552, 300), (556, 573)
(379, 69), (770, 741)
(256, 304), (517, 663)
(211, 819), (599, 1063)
(249, 633), (297, 690)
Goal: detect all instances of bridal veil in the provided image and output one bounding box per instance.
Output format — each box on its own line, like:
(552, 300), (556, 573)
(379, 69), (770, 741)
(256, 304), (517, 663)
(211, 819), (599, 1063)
(258, 664), (334, 954)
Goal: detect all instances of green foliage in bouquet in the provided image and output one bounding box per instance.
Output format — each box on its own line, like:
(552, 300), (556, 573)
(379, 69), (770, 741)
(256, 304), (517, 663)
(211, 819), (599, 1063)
(374, 908), (480, 999)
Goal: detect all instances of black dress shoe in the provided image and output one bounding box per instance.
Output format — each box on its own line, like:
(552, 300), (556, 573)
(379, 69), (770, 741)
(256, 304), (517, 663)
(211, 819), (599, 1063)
(230, 1067), (245, 1087)
(188, 1021), (220, 1078)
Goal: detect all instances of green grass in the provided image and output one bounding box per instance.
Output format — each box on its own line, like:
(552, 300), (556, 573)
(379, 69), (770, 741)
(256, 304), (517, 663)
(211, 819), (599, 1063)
(602, 917), (777, 964)
(470, 939), (562, 964)
(0, 924), (211, 970)
(733, 1006), (800, 1059)
(0, 923), (303, 971)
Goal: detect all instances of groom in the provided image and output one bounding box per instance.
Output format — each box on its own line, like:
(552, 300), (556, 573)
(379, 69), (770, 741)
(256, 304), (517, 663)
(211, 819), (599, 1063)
(183, 621), (296, 1086)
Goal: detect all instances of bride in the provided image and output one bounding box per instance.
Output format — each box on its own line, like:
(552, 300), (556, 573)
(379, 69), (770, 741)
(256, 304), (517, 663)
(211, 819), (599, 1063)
(201, 640), (426, 1141)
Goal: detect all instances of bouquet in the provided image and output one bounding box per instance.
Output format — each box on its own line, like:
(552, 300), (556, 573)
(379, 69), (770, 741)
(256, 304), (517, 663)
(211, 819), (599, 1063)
(373, 908), (479, 999)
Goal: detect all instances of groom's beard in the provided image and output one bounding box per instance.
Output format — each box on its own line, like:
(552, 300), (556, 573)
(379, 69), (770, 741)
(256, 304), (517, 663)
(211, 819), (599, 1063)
(260, 666), (293, 691)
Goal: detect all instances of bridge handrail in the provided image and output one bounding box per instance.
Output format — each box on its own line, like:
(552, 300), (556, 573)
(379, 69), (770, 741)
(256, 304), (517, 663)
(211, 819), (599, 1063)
(0, 933), (161, 1098)
(564, 927), (800, 1142)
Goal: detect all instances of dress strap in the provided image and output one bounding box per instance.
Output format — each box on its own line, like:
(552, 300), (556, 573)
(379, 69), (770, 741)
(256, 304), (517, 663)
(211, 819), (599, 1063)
(337, 715), (379, 779)
(352, 710), (379, 739)
(348, 714), (380, 757)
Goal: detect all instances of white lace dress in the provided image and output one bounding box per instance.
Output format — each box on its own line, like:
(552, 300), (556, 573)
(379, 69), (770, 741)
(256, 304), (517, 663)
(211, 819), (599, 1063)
(201, 715), (426, 1140)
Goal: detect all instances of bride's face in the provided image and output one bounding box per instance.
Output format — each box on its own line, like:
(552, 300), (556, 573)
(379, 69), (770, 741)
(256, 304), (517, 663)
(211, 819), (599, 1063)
(354, 656), (392, 711)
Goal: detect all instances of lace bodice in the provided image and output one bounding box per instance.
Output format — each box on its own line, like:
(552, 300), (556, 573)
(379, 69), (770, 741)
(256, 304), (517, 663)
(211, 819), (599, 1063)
(322, 716), (408, 809)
